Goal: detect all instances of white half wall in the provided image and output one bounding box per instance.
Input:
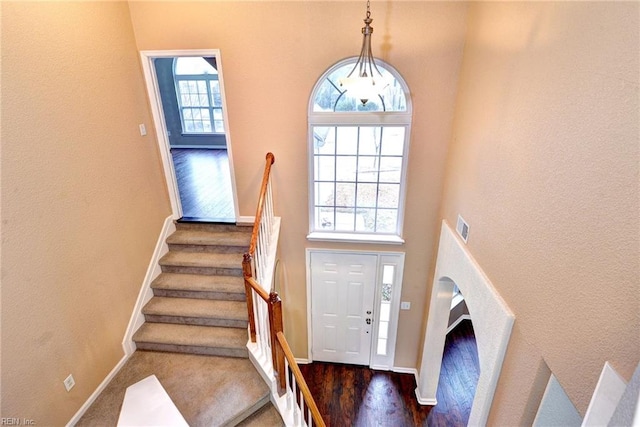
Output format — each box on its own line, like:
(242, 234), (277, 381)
(534, 374), (582, 427)
(417, 220), (515, 426)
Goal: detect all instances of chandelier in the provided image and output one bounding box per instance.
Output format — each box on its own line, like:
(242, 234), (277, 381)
(339, 0), (386, 105)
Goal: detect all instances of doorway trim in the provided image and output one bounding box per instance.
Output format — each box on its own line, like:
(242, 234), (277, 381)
(139, 49), (240, 220)
(306, 248), (405, 369)
(417, 220), (515, 425)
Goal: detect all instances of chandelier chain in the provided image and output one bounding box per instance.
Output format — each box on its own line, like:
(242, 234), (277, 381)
(366, 0), (371, 19)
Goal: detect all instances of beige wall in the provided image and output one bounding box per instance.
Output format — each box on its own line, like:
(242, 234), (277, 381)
(440, 1), (639, 423)
(1, 2), (170, 424)
(4, 1), (636, 424)
(128, 1), (468, 366)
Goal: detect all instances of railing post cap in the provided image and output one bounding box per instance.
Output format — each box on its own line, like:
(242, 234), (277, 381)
(269, 291), (281, 304)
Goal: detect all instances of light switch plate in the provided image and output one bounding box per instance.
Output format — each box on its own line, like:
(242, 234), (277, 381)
(63, 374), (75, 392)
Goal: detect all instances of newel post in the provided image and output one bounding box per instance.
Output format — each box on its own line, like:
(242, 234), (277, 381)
(242, 253), (257, 343)
(269, 291), (286, 390)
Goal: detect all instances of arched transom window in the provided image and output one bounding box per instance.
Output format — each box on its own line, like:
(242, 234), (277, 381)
(308, 58), (412, 243)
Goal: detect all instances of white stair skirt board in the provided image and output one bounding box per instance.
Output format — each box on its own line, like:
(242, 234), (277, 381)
(123, 215), (175, 355)
(417, 220), (515, 426)
(67, 217), (175, 426)
(582, 362), (627, 427)
(117, 375), (188, 427)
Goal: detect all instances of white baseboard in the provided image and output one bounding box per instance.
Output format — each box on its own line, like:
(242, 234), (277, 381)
(236, 216), (255, 226)
(393, 366), (418, 376)
(122, 215), (175, 354)
(408, 367), (435, 406)
(66, 353), (131, 426)
(68, 216), (175, 425)
(295, 358), (311, 365)
(393, 366), (419, 388)
(447, 314), (472, 334)
(415, 387), (437, 406)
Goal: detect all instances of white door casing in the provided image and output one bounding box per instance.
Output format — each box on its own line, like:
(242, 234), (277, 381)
(310, 251), (377, 365)
(308, 249), (405, 369)
(139, 49), (240, 221)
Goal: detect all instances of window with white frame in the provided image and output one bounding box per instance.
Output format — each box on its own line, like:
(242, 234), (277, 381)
(308, 58), (412, 242)
(173, 57), (225, 134)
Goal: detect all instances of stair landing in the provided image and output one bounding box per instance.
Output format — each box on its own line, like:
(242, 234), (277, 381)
(76, 351), (277, 427)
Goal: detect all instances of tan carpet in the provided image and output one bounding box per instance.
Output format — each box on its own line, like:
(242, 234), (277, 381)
(77, 351), (270, 427)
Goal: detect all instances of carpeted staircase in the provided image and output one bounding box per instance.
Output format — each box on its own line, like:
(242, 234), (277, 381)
(130, 222), (283, 426)
(134, 222), (250, 356)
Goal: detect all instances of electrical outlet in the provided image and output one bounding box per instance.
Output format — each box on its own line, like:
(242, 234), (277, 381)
(139, 124), (147, 136)
(63, 374), (75, 392)
(400, 301), (411, 310)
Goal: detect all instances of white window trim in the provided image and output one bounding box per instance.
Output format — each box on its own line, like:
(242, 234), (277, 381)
(306, 231), (404, 245)
(307, 57), (412, 243)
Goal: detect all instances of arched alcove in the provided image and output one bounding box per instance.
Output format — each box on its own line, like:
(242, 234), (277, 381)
(417, 221), (515, 426)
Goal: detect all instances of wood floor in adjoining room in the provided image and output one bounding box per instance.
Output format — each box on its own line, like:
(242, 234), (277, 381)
(299, 320), (479, 427)
(171, 148), (235, 222)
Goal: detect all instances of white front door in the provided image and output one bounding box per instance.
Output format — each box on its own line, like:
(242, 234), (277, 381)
(310, 252), (377, 365)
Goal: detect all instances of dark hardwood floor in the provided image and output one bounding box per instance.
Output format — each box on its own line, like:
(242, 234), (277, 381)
(427, 320), (480, 427)
(171, 148), (235, 222)
(299, 320), (479, 427)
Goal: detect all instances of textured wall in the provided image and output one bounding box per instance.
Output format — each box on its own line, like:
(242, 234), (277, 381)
(128, 1), (468, 368)
(440, 1), (639, 423)
(4, 2), (633, 424)
(1, 2), (170, 424)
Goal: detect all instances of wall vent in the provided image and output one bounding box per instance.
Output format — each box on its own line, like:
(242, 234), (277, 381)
(456, 215), (469, 243)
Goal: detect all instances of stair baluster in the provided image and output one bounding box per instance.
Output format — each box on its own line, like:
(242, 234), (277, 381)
(243, 153), (326, 427)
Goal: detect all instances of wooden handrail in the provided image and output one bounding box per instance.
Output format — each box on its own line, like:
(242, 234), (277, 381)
(276, 331), (326, 427)
(242, 263), (270, 303)
(243, 152), (275, 344)
(248, 152), (275, 256)
(242, 152), (325, 426)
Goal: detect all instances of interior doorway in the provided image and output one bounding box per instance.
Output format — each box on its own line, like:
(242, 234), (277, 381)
(140, 50), (239, 222)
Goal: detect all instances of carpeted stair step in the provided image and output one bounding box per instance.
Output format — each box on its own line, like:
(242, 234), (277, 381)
(166, 229), (251, 253)
(175, 221), (253, 234)
(151, 273), (246, 301)
(236, 402), (285, 427)
(159, 251), (244, 276)
(133, 323), (249, 358)
(143, 296), (248, 328)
